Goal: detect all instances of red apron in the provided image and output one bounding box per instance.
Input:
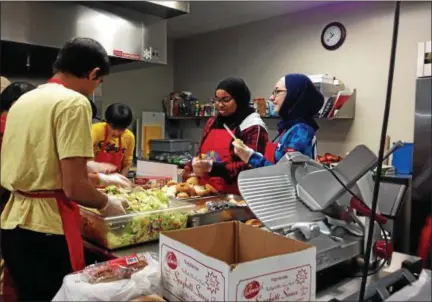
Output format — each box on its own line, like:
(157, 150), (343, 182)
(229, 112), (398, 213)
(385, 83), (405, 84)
(199, 128), (239, 195)
(94, 125), (123, 172)
(263, 130), (286, 164)
(21, 77), (85, 272)
(16, 190), (85, 272)
(418, 216), (432, 267)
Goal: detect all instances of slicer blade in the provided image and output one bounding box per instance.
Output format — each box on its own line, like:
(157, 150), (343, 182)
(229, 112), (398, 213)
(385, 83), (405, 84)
(238, 162), (325, 232)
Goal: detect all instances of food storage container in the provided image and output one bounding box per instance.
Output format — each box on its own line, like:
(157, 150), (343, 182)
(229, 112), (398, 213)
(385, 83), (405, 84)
(80, 201), (195, 250)
(149, 139), (191, 153)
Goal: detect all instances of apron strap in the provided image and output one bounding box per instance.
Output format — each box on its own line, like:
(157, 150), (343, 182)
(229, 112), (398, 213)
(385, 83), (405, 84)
(15, 190), (85, 272)
(47, 78), (66, 86)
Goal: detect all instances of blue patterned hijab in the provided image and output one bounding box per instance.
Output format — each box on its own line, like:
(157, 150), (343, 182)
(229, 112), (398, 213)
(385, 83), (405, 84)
(276, 74), (324, 133)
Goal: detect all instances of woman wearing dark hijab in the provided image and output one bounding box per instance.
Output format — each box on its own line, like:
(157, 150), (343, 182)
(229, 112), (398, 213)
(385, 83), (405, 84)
(186, 77), (268, 194)
(234, 74), (324, 167)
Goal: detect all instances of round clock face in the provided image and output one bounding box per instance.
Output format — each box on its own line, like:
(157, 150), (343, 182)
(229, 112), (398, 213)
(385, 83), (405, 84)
(321, 22), (346, 50)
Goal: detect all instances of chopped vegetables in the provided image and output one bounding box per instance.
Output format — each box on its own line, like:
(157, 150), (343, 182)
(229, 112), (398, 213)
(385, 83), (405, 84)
(80, 185), (193, 249)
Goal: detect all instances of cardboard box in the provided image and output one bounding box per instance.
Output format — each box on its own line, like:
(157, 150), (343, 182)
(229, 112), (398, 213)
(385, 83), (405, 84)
(160, 221), (316, 301)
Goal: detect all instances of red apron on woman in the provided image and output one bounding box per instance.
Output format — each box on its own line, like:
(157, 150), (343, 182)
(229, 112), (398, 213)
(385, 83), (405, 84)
(94, 125), (123, 172)
(199, 128), (240, 195)
(418, 216), (432, 267)
(263, 130), (286, 164)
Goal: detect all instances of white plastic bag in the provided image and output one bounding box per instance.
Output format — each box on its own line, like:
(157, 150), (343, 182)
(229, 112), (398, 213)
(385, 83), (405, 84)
(53, 253), (161, 301)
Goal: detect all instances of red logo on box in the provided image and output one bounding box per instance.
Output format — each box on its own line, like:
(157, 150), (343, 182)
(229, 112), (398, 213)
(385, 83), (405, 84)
(244, 281), (260, 299)
(166, 251), (178, 270)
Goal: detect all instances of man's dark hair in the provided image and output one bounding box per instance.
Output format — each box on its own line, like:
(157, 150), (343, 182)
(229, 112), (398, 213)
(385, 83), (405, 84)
(52, 37), (110, 78)
(0, 81), (36, 112)
(105, 103), (133, 129)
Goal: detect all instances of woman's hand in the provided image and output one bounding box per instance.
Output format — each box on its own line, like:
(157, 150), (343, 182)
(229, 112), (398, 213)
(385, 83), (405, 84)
(233, 140), (254, 163)
(98, 173), (133, 189)
(87, 161), (117, 174)
(192, 158), (213, 177)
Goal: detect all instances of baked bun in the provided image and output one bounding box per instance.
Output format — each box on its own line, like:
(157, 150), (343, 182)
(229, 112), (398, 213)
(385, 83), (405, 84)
(176, 183), (190, 193)
(186, 177), (199, 186)
(176, 192), (190, 199)
(194, 185), (208, 197)
(189, 186), (197, 197)
(245, 219), (262, 228)
(167, 181), (177, 187)
(205, 184), (218, 194)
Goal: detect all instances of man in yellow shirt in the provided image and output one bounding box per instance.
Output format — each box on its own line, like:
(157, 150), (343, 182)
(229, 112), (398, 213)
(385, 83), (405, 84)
(92, 103), (135, 177)
(0, 37), (126, 301)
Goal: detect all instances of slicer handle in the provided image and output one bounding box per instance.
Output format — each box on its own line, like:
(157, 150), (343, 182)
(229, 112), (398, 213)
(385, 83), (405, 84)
(350, 198), (388, 225)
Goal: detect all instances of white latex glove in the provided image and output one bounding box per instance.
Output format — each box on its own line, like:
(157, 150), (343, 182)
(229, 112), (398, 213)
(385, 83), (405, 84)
(232, 141), (254, 163)
(98, 173), (132, 188)
(192, 157), (213, 177)
(87, 161), (117, 174)
(99, 195), (127, 217)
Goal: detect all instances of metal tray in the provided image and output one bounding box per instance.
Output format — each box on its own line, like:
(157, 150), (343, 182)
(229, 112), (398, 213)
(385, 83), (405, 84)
(182, 195), (256, 227)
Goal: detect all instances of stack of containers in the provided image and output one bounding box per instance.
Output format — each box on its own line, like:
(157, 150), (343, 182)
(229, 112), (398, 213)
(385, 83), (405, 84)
(149, 139), (192, 167)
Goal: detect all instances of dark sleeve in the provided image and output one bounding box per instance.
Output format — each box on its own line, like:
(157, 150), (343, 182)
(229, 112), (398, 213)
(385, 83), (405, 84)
(210, 125), (268, 181)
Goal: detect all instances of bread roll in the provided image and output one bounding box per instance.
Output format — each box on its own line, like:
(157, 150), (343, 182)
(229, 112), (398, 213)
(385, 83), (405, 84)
(176, 192), (189, 199)
(176, 183), (190, 193)
(194, 185), (209, 197)
(186, 177), (199, 186)
(205, 184), (218, 194)
(166, 181), (177, 187)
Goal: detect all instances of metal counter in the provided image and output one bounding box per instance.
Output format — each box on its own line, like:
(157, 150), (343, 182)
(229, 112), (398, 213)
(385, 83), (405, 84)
(316, 252), (421, 301)
(84, 240), (420, 301)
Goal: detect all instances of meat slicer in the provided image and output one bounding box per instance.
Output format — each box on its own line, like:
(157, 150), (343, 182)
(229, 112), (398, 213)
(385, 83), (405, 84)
(238, 144), (401, 272)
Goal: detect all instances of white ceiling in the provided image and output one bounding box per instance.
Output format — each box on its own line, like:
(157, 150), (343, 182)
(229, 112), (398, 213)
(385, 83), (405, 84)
(167, 1), (330, 39)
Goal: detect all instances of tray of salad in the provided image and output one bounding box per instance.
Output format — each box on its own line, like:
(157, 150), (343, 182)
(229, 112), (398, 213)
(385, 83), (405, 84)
(80, 186), (195, 250)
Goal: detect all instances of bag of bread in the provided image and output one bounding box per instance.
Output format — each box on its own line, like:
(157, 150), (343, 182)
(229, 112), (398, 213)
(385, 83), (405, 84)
(53, 252), (161, 301)
(83, 253), (149, 284)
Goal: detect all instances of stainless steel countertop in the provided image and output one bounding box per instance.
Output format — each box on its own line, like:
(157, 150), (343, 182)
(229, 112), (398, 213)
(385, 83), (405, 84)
(316, 252), (421, 301)
(112, 242), (160, 258)
(87, 240), (421, 301)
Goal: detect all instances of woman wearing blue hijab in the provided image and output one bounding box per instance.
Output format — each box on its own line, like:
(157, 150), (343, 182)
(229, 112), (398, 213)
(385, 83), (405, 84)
(234, 74), (324, 167)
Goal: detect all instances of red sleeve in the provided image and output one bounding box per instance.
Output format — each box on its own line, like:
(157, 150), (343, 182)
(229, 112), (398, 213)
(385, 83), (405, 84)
(210, 125), (268, 182)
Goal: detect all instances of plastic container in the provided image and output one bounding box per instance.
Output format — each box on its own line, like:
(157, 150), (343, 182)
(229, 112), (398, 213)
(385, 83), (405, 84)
(150, 139), (191, 153)
(391, 142), (413, 174)
(80, 201), (195, 250)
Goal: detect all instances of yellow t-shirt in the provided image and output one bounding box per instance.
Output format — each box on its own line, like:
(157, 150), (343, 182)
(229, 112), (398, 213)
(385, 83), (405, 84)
(91, 122), (135, 169)
(0, 83), (94, 235)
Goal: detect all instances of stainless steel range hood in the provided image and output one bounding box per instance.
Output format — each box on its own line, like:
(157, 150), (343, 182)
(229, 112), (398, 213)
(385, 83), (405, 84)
(0, 1), (189, 75)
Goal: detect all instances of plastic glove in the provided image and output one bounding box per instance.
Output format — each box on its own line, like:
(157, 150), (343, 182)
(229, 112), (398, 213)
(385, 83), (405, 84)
(232, 140), (254, 163)
(87, 161), (117, 174)
(192, 157), (213, 177)
(98, 173), (132, 188)
(99, 195), (127, 217)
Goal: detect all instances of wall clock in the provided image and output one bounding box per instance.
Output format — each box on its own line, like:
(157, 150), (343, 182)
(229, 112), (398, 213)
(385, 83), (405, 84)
(321, 22), (346, 51)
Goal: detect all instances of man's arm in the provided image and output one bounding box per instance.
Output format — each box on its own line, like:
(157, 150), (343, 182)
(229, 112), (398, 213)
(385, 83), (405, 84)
(120, 165), (131, 177)
(61, 157), (108, 209)
(56, 102), (108, 209)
